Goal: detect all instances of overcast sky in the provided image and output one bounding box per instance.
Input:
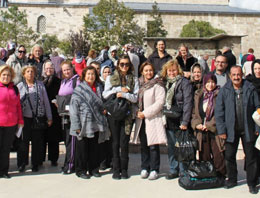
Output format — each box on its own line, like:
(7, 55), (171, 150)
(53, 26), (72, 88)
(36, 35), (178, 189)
(229, 0), (260, 10)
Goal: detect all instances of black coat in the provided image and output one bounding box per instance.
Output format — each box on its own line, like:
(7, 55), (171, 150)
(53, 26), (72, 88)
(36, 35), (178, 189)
(148, 50), (172, 74)
(215, 80), (259, 143)
(176, 55), (197, 72)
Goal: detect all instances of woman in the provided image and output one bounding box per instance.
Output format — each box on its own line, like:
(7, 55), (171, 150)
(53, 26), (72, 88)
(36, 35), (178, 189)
(190, 63), (203, 93)
(191, 73), (226, 177)
(243, 54), (255, 77)
(17, 65), (52, 172)
(86, 49), (97, 66)
(57, 60), (80, 174)
(6, 45), (28, 85)
(132, 62), (166, 180)
(70, 66), (109, 179)
(41, 60), (62, 166)
(176, 44), (197, 79)
(100, 65), (111, 84)
(161, 59), (193, 179)
(0, 65), (24, 178)
(103, 55), (139, 179)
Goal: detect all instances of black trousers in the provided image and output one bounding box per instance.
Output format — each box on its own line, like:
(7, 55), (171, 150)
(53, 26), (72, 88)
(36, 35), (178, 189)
(75, 132), (99, 175)
(42, 138), (59, 163)
(17, 117), (44, 167)
(0, 125), (17, 175)
(99, 139), (112, 168)
(62, 123), (76, 172)
(225, 134), (258, 186)
(108, 116), (130, 172)
(139, 122), (160, 172)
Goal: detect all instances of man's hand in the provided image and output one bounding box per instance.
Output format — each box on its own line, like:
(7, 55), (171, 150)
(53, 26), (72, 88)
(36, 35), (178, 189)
(116, 92), (123, 98)
(218, 134), (227, 140)
(48, 120), (53, 127)
(180, 125), (187, 130)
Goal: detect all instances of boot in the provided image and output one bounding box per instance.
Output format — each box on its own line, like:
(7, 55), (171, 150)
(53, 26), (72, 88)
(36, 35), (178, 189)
(112, 158), (121, 180)
(121, 158), (129, 179)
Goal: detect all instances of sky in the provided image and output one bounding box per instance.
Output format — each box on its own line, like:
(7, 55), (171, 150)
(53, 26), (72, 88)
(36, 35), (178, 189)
(229, 0), (260, 10)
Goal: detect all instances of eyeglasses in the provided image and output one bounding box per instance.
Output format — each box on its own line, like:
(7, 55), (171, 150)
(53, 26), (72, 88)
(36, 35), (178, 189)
(18, 51), (26, 54)
(119, 63), (130, 67)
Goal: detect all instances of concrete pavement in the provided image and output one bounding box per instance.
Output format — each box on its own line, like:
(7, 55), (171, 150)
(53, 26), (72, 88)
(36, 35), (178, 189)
(0, 146), (259, 198)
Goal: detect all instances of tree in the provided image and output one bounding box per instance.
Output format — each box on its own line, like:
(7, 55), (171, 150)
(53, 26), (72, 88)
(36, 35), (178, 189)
(147, 1), (167, 37)
(180, 20), (226, 37)
(83, 0), (145, 50)
(0, 6), (39, 48)
(37, 34), (60, 55)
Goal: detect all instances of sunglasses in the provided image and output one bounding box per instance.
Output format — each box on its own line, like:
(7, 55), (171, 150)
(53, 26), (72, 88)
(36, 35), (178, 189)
(18, 51), (26, 54)
(119, 63), (130, 67)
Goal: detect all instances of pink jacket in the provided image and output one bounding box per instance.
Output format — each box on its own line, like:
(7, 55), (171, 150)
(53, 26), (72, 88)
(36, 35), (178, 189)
(0, 82), (24, 127)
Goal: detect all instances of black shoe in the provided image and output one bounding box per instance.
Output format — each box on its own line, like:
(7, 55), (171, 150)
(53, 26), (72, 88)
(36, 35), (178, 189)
(166, 173), (179, 180)
(121, 170), (129, 179)
(51, 161), (58, 167)
(77, 173), (90, 179)
(249, 186), (258, 194)
(90, 171), (101, 178)
(18, 164), (25, 172)
(32, 166), (39, 172)
(112, 171), (121, 180)
(224, 180), (237, 189)
(0, 173), (11, 179)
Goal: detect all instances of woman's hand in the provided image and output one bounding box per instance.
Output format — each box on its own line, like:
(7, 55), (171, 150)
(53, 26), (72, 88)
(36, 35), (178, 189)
(18, 124), (24, 128)
(47, 120), (53, 127)
(202, 125), (208, 131)
(121, 87), (129, 93)
(196, 124), (203, 130)
(137, 111), (145, 119)
(179, 124), (187, 130)
(117, 92), (123, 98)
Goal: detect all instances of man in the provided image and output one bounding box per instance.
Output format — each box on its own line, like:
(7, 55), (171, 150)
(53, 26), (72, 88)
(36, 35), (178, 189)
(148, 40), (172, 75)
(241, 48), (255, 67)
(212, 55), (229, 87)
(222, 46), (236, 72)
(199, 54), (209, 74)
(108, 45), (118, 65)
(215, 66), (259, 194)
(6, 45), (28, 85)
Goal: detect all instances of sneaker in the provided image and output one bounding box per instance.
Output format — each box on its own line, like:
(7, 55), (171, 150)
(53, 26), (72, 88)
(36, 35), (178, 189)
(148, 170), (158, 180)
(140, 170), (149, 179)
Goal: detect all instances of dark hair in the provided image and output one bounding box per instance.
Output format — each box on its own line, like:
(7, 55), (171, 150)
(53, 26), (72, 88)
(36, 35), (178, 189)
(154, 39), (166, 50)
(116, 55), (134, 75)
(80, 66), (100, 83)
(215, 54), (228, 63)
(203, 73), (217, 88)
(18, 45), (26, 52)
(191, 63), (202, 72)
(215, 50), (222, 57)
(248, 48), (254, 53)
(90, 61), (101, 67)
(251, 59), (260, 77)
(139, 61), (155, 76)
(230, 65), (242, 74)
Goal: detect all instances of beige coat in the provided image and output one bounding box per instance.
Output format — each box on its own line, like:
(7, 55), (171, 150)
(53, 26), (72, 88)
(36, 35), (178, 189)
(132, 83), (167, 146)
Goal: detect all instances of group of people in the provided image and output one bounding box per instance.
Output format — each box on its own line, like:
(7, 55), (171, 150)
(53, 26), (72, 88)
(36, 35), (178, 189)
(0, 40), (260, 195)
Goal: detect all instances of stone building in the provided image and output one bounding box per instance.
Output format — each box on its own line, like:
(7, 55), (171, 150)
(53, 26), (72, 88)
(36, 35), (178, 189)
(1, 0), (260, 57)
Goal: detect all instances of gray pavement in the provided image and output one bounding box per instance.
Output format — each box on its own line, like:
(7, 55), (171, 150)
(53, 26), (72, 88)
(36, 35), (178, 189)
(0, 146), (259, 198)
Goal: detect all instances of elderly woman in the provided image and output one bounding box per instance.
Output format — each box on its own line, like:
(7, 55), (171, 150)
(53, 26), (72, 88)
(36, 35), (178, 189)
(103, 55), (139, 179)
(57, 60), (80, 174)
(0, 65), (24, 178)
(161, 59), (193, 179)
(41, 60), (62, 166)
(190, 63), (204, 93)
(70, 66), (109, 179)
(191, 73), (226, 177)
(132, 62), (166, 180)
(6, 45), (28, 85)
(176, 44), (197, 79)
(17, 65), (52, 172)
(28, 44), (48, 79)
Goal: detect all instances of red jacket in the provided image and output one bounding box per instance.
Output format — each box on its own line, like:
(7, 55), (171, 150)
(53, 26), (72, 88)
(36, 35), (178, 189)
(72, 58), (86, 77)
(0, 82), (24, 127)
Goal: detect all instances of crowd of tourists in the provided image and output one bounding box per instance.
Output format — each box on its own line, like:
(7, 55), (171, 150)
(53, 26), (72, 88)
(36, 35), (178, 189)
(0, 41), (260, 194)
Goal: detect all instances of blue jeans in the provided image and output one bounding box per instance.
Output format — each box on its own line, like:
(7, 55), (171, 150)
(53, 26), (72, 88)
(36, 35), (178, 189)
(166, 129), (186, 174)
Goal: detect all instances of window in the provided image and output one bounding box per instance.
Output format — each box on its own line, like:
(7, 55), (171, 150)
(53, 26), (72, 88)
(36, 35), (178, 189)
(37, 15), (46, 33)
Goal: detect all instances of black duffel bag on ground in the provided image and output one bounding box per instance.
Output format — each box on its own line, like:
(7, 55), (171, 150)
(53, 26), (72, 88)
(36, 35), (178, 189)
(104, 94), (130, 121)
(187, 161), (217, 179)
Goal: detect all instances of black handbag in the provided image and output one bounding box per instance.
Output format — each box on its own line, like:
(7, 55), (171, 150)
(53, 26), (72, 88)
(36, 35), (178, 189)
(163, 105), (182, 119)
(26, 82), (48, 131)
(104, 94), (130, 121)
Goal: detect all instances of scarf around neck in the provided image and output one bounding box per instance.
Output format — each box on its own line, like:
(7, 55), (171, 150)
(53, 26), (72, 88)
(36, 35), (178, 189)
(203, 86), (219, 121)
(165, 75), (181, 109)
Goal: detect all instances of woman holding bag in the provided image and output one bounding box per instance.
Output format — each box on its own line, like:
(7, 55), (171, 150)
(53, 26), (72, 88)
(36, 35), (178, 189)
(17, 65), (52, 172)
(191, 73), (226, 177)
(103, 55), (139, 180)
(0, 65), (24, 178)
(132, 62), (166, 180)
(161, 59), (193, 180)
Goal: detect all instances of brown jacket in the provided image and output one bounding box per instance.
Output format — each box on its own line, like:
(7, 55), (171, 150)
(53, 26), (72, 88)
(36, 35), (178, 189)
(191, 88), (225, 152)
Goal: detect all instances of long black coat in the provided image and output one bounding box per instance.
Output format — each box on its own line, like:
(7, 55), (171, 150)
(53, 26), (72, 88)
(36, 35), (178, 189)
(148, 50), (172, 74)
(215, 80), (259, 143)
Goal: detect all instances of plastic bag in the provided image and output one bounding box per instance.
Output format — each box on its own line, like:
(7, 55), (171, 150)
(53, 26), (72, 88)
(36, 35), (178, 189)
(173, 129), (197, 162)
(187, 161), (217, 179)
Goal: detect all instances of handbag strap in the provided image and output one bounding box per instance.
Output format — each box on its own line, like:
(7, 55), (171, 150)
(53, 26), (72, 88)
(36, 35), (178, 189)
(24, 81), (39, 117)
